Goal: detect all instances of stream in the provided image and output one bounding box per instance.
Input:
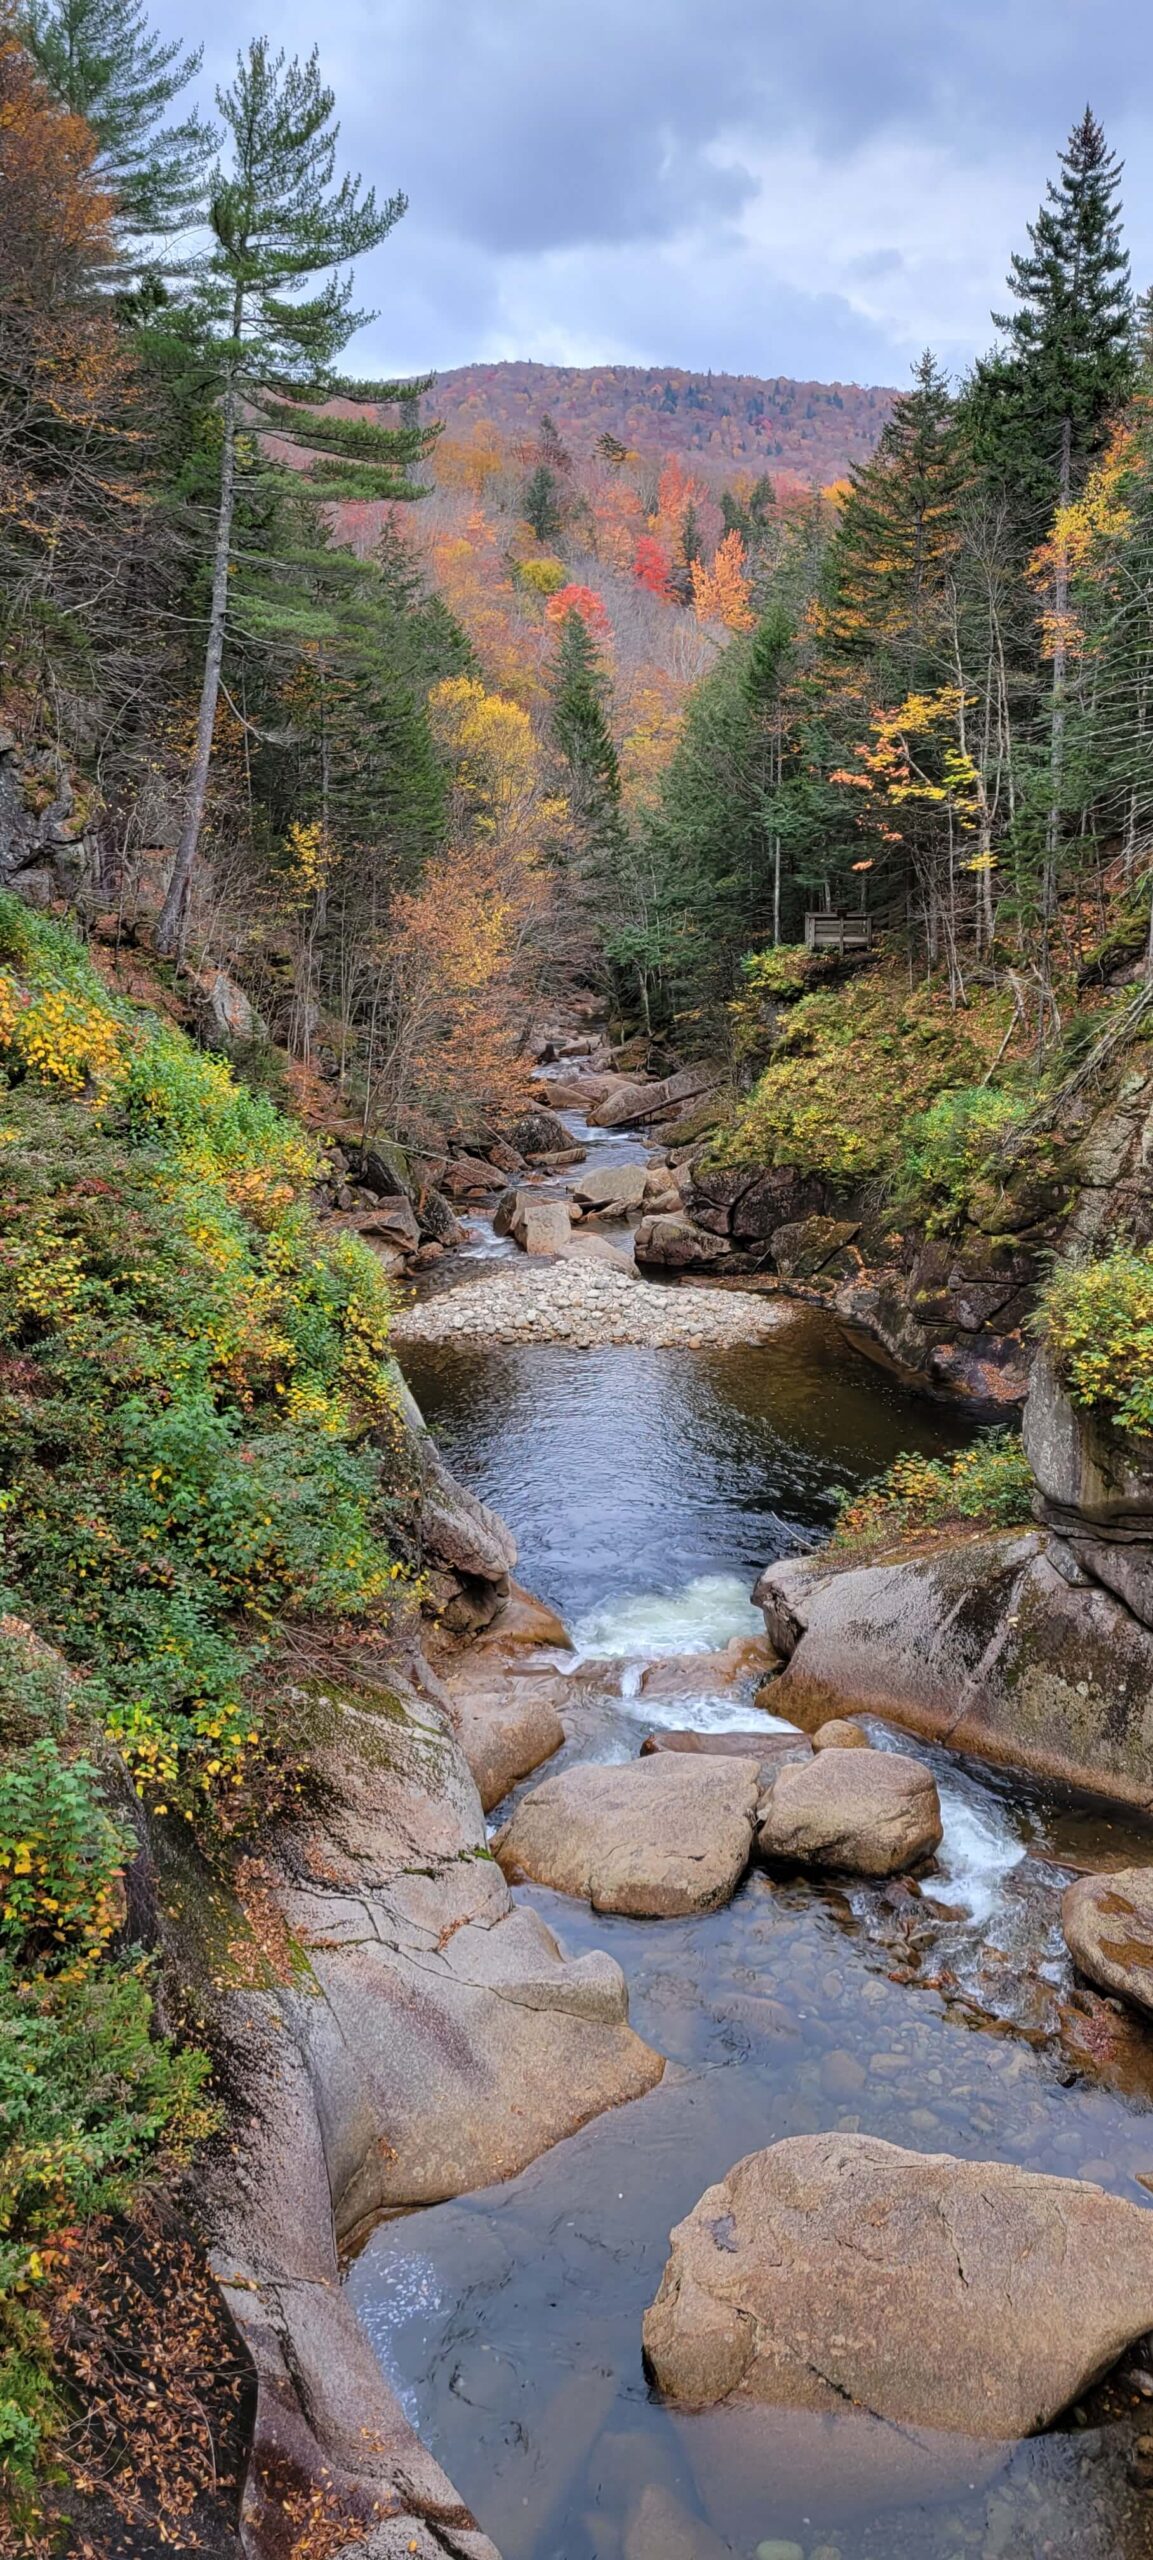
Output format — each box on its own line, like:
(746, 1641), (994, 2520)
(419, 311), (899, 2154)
(350, 1109), (1153, 2560)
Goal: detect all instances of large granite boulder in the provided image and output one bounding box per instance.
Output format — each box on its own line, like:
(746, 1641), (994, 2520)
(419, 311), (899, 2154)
(512, 1106), (571, 1156)
(756, 1747), (941, 1875)
(444, 1666), (567, 1812)
(642, 2131), (1153, 2439)
(755, 1529), (1153, 1810)
(494, 1752), (762, 1916)
(512, 1196), (573, 1256)
(1063, 1868), (1153, 2016)
(572, 1162), (649, 1212)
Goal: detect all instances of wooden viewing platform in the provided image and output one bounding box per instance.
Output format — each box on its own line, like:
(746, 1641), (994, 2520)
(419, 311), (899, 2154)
(804, 912), (874, 953)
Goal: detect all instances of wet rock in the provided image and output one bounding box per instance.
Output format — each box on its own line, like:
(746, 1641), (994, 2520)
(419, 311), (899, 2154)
(637, 1638), (779, 1700)
(417, 1185), (466, 1249)
(756, 1748), (941, 1876)
(494, 1752), (762, 1916)
(472, 1581), (573, 1654)
(572, 1163), (649, 1213)
(642, 2131), (1153, 2440)
(444, 1668), (567, 1812)
(623, 2482), (731, 2560)
(812, 1717), (871, 1750)
(640, 1727), (813, 1783)
(392, 1374), (517, 1590)
(1063, 1869), (1153, 2016)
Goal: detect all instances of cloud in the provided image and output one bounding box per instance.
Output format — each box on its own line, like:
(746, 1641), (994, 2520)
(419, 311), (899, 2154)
(156, 0), (1153, 382)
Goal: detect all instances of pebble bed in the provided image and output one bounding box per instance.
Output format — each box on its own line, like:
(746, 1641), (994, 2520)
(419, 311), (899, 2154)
(391, 1257), (787, 1348)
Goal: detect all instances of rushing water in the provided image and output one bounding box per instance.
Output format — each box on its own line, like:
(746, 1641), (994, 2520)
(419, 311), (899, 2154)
(350, 1150), (1153, 2560)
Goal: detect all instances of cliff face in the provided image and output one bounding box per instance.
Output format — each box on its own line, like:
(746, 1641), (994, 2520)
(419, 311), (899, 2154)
(640, 1054), (1153, 1413)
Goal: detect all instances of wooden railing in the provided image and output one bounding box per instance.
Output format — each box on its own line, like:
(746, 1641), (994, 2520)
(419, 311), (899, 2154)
(803, 912), (874, 953)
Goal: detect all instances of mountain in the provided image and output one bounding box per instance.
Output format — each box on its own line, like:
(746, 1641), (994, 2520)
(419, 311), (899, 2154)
(421, 360), (897, 487)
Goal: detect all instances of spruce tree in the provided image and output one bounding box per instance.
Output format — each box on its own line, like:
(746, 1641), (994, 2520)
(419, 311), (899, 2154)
(822, 349), (966, 686)
(21, 0), (217, 248)
(966, 108), (1134, 532)
(523, 463), (564, 545)
(156, 40), (430, 953)
(550, 607), (620, 827)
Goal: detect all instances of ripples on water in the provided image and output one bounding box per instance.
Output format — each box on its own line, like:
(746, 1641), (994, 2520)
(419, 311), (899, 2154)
(349, 1311), (1153, 2560)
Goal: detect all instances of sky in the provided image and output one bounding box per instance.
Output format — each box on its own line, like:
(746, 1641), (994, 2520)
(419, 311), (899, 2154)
(159, 0), (1153, 391)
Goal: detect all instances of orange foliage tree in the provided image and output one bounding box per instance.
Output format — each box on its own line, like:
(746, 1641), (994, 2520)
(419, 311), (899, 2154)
(691, 528), (755, 631)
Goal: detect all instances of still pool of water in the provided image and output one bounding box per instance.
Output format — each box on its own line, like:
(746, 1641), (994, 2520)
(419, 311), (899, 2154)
(348, 1309), (1153, 2560)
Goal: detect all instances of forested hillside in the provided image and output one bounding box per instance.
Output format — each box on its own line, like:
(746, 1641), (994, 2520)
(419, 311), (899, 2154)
(418, 360), (896, 486)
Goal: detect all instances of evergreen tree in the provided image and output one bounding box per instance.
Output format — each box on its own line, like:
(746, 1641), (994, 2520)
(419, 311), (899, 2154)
(21, 0), (217, 248)
(549, 606), (619, 828)
(966, 108), (1134, 533)
(523, 462), (564, 545)
(156, 39), (429, 953)
(822, 350), (966, 686)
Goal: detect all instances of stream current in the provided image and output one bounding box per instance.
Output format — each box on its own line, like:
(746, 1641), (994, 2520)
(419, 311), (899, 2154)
(350, 1111), (1153, 2560)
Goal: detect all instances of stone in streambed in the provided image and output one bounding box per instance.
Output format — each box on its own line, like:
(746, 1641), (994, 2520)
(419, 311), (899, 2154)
(640, 1728), (812, 1785)
(623, 2482), (731, 2560)
(512, 1197), (573, 1256)
(637, 1637), (778, 1700)
(642, 2130), (1153, 2441)
(1063, 1868), (1153, 2017)
(572, 1162), (648, 1212)
(494, 1752), (761, 1916)
(757, 1747), (941, 1876)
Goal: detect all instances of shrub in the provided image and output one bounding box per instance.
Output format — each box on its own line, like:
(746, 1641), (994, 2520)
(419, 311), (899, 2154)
(832, 1429), (1035, 1555)
(718, 971), (984, 1188)
(0, 907), (413, 1814)
(0, 1738), (128, 1975)
(897, 1084), (1030, 1231)
(1038, 1248), (1153, 1436)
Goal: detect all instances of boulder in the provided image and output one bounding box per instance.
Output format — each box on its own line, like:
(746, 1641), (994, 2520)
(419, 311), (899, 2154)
(564, 1229), (634, 1267)
(634, 1213), (729, 1269)
(640, 1728), (812, 1783)
(494, 1752), (762, 1916)
(445, 1670), (567, 1812)
(345, 1196), (421, 1252)
(590, 1079), (658, 1129)
(572, 1163), (649, 1213)
(642, 2132), (1153, 2443)
(812, 1717), (871, 1750)
(513, 1197), (573, 1257)
(440, 1154), (505, 1197)
(391, 1374), (517, 1589)
(354, 1139), (412, 1199)
(637, 1638), (779, 1699)
(417, 1185), (466, 1249)
(754, 1531), (1153, 1811)
(756, 1747), (941, 1876)
(512, 1107), (572, 1157)
(185, 963), (263, 1048)
(1063, 1868), (1153, 2016)
(473, 1581), (573, 1653)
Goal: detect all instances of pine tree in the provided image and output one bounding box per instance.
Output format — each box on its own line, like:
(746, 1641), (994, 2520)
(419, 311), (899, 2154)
(156, 39), (429, 953)
(966, 108), (1134, 533)
(822, 350), (966, 686)
(21, 0), (217, 248)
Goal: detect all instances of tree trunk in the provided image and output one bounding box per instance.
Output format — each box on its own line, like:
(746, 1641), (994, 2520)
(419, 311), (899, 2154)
(1041, 416), (1073, 956)
(156, 339), (242, 955)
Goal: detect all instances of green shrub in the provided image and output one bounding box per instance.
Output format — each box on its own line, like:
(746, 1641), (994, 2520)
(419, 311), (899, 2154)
(0, 1738), (129, 1974)
(897, 1084), (1030, 1231)
(0, 917), (413, 1815)
(1038, 1248), (1153, 1436)
(717, 971), (984, 1188)
(831, 1430), (1035, 1555)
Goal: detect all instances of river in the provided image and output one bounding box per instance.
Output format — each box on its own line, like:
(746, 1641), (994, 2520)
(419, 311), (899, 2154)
(349, 1113), (1153, 2560)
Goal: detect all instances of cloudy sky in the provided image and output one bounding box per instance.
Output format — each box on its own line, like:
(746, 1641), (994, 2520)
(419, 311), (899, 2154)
(159, 0), (1153, 390)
